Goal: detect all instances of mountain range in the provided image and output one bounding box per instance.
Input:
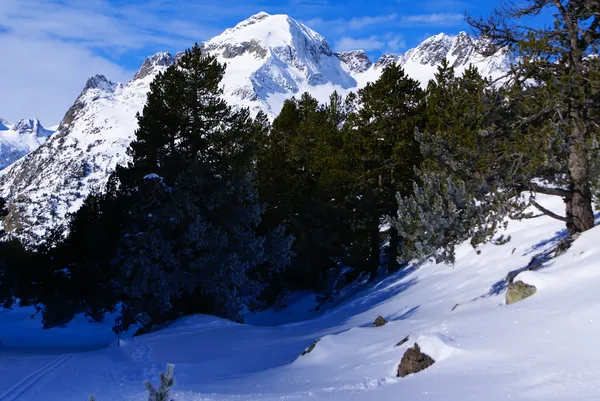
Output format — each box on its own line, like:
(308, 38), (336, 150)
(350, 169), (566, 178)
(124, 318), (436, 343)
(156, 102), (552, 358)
(0, 12), (513, 244)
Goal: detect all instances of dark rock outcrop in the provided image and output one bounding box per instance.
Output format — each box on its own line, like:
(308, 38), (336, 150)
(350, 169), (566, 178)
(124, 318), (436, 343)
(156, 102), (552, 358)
(394, 335), (410, 347)
(373, 315), (388, 327)
(300, 339), (320, 356)
(397, 343), (435, 377)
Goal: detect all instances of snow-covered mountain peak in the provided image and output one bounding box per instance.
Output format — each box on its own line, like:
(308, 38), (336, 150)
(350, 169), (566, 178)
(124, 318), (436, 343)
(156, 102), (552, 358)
(83, 74), (118, 92)
(132, 52), (175, 81)
(204, 12), (356, 117)
(399, 33), (455, 66)
(0, 117), (54, 171)
(336, 50), (372, 74)
(234, 11), (271, 28)
(210, 12), (327, 51)
(206, 12), (333, 63)
(13, 118), (52, 138)
(374, 54), (400, 70)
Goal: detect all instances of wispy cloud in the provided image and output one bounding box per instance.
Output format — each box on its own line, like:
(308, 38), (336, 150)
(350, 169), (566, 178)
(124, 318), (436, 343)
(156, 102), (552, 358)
(335, 36), (385, 52)
(383, 33), (407, 52)
(347, 14), (397, 30)
(334, 33), (406, 53)
(306, 13), (398, 34)
(400, 13), (464, 25)
(0, 0), (227, 124)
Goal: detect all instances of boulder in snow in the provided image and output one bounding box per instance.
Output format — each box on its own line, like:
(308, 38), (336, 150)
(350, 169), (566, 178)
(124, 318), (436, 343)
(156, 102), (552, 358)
(372, 315), (388, 327)
(506, 281), (537, 305)
(397, 343), (435, 377)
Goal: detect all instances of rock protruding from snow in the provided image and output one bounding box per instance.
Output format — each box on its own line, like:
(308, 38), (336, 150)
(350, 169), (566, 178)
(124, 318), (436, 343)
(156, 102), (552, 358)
(132, 52), (175, 81)
(300, 338), (320, 356)
(372, 316), (388, 327)
(506, 281), (537, 305)
(336, 50), (373, 73)
(397, 343), (435, 377)
(395, 335), (410, 347)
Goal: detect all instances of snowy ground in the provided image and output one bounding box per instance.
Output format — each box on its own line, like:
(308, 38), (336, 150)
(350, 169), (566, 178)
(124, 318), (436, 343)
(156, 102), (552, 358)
(1, 195), (600, 400)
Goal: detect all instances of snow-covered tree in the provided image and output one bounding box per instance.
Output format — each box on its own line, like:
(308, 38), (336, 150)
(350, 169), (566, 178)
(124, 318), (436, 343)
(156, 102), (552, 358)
(145, 364), (175, 401)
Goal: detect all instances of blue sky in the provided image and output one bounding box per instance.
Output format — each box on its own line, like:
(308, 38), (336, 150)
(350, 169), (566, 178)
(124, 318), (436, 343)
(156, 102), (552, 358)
(0, 0), (506, 124)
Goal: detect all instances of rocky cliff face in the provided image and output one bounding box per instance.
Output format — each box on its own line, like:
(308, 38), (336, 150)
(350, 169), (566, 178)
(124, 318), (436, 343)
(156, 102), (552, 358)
(336, 50), (373, 74)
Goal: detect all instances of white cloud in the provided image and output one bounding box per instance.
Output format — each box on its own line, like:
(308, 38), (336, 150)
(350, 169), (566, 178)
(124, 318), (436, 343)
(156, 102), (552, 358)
(0, 35), (132, 125)
(335, 36), (385, 52)
(0, 0), (219, 125)
(347, 14), (397, 30)
(400, 13), (464, 25)
(305, 14), (397, 34)
(384, 33), (407, 52)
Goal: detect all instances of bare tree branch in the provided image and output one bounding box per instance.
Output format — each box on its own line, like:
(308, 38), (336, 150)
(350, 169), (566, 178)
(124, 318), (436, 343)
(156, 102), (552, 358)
(520, 182), (573, 198)
(530, 197), (569, 221)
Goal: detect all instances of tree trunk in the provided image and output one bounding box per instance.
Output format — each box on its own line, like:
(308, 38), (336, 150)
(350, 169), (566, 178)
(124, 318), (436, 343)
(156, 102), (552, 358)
(369, 220), (380, 278)
(387, 225), (400, 273)
(566, 115), (595, 235)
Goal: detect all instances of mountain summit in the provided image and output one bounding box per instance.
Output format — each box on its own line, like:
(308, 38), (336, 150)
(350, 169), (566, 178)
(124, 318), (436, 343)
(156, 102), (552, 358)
(203, 12), (357, 115)
(0, 118), (53, 171)
(0, 13), (512, 244)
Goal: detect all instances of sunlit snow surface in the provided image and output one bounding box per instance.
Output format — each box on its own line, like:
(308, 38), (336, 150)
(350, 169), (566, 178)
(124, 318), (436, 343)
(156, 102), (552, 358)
(1, 195), (600, 400)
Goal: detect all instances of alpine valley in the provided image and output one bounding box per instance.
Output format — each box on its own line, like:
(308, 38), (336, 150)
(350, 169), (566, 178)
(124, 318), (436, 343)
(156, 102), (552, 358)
(0, 12), (513, 244)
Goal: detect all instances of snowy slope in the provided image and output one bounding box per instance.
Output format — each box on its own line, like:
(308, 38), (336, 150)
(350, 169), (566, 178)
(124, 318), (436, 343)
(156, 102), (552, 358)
(0, 118), (53, 170)
(1, 195), (600, 401)
(353, 32), (512, 87)
(0, 14), (512, 244)
(0, 64), (169, 242)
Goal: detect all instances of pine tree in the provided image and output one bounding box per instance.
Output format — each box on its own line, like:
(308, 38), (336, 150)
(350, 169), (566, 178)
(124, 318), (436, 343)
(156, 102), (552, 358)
(345, 64), (425, 274)
(392, 63), (512, 263)
(111, 43), (292, 323)
(145, 364), (176, 401)
(467, 0), (600, 235)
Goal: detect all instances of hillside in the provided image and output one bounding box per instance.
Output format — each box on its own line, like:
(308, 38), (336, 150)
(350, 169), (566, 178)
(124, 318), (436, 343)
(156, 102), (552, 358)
(1, 195), (599, 400)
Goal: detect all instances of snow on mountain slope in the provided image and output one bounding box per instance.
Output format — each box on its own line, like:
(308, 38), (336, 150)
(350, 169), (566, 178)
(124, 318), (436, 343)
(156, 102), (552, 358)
(0, 62), (170, 242)
(0, 118), (54, 170)
(1, 195), (600, 401)
(204, 12), (357, 116)
(0, 15), (512, 244)
(396, 32), (512, 84)
(352, 32), (512, 87)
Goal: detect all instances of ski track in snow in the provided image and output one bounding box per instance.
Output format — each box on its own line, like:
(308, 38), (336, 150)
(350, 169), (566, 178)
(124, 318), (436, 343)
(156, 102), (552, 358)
(0, 354), (72, 401)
